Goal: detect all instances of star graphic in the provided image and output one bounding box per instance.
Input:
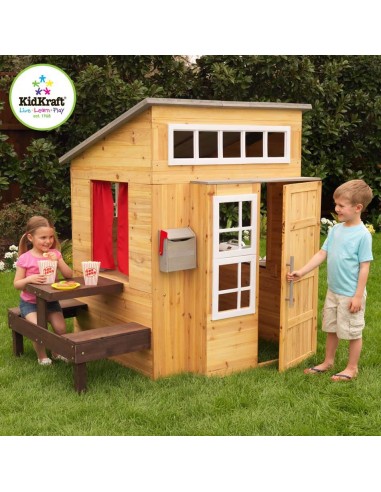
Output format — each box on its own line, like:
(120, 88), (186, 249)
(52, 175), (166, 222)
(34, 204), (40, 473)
(46, 80), (53, 87)
(39, 75), (46, 83)
(32, 80), (40, 87)
(44, 87), (51, 95)
(36, 87), (42, 95)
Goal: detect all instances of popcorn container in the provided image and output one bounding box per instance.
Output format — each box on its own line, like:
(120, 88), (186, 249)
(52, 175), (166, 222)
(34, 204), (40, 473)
(38, 260), (57, 284)
(81, 261), (101, 286)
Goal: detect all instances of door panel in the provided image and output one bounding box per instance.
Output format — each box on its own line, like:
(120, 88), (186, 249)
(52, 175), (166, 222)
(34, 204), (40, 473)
(279, 181), (321, 371)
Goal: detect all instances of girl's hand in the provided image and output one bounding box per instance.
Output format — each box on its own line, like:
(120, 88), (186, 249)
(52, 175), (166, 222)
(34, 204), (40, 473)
(29, 274), (47, 284)
(43, 252), (58, 261)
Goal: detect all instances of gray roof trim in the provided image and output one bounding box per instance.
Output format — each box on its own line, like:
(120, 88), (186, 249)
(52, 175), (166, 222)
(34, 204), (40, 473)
(191, 177), (321, 185)
(59, 97), (312, 164)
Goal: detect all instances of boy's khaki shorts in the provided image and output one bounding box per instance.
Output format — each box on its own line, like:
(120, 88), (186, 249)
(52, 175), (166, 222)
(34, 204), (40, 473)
(322, 289), (367, 340)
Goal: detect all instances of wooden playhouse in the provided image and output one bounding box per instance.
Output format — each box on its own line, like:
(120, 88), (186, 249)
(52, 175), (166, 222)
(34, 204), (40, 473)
(59, 98), (322, 379)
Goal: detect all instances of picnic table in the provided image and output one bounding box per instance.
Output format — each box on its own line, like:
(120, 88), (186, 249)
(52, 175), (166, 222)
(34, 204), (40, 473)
(8, 276), (151, 393)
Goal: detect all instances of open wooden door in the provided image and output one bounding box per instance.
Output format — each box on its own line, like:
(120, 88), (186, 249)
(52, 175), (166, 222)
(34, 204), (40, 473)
(279, 180), (322, 371)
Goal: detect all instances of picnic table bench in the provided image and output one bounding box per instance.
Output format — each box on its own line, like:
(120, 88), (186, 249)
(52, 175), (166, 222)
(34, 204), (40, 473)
(8, 277), (151, 393)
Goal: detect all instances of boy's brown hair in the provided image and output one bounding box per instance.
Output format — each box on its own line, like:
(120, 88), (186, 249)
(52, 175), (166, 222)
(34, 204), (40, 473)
(333, 179), (373, 209)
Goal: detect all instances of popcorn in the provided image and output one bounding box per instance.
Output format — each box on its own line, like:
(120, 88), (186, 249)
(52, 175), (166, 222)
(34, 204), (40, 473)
(38, 260), (57, 284)
(81, 261), (101, 285)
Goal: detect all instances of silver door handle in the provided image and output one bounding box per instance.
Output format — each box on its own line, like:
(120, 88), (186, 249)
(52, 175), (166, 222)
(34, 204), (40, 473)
(286, 255), (294, 307)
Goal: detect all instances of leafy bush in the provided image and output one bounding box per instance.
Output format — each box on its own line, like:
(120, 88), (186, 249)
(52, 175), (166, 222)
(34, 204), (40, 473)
(0, 132), (17, 194)
(1, 138), (72, 235)
(0, 199), (56, 248)
(60, 239), (73, 266)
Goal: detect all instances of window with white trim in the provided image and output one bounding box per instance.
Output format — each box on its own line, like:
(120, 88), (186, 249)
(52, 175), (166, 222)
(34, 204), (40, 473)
(212, 194), (257, 320)
(168, 124), (290, 165)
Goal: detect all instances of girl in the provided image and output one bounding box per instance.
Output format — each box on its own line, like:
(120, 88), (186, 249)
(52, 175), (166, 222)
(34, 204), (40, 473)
(14, 215), (73, 365)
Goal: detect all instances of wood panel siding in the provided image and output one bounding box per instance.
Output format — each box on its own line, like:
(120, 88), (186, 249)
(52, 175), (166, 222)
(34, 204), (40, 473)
(151, 183), (192, 378)
(151, 105), (303, 183)
(188, 182), (260, 377)
(69, 111), (154, 378)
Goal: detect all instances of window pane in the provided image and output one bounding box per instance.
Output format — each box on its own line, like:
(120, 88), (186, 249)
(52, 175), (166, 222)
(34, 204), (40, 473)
(219, 232), (240, 251)
(219, 202), (239, 229)
(219, 292), (238, 312)
(245, 132), (263, 157)
(174, 131), (193, 158)
(199, 131), (218, 158)
(240, 289), (250, 308)
(219, 263), (238, 290)
(241, 262), (251, 287)
(242, 230), (252, 249)
(268, 132), (285, 157)
(223, 132), (241, 157)
(242, 201), (251, 227)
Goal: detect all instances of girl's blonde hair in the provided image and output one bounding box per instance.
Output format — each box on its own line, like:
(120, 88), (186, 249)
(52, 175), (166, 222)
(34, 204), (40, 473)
(18, 216), (60, 255)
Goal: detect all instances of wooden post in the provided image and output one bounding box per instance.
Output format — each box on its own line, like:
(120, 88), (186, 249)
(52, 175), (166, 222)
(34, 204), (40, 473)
(36, 297), (48, 329)
(12, 330), (24, 356)
(73, 363), (87, 393)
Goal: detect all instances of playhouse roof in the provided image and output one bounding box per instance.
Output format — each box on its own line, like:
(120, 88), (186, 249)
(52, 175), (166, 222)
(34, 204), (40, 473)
(59, 97), (312, 165)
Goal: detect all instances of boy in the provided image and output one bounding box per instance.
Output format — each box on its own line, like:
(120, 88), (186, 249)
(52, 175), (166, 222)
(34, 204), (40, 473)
(287, 179), (373, 381)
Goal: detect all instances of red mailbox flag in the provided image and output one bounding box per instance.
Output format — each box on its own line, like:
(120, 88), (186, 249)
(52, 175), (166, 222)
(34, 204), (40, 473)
(159, 230), (168, 256)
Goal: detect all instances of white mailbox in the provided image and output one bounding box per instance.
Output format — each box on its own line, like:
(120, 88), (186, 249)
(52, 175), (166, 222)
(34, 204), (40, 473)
(159, 227), (197, 273)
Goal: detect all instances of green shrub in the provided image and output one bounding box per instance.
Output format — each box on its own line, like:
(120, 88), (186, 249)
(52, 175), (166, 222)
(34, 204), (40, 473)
(60, 239), (73, 266)
(0, 199), (57, 248)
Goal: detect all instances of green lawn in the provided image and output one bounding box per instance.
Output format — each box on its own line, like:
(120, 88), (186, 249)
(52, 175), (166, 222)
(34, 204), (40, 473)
(1, 234), (380, 436)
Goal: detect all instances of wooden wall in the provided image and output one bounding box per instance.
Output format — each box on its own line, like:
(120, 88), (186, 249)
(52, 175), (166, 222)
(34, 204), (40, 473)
(70, 110), (154, 377)
(151, 105), (303, 183)
(188, 182), (260, 377)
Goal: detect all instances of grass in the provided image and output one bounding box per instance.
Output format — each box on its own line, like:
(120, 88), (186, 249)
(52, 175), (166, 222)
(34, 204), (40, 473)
(1, 234), (381, 436)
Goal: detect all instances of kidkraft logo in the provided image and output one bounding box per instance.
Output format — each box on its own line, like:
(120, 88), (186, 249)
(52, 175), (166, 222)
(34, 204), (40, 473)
(9, 64), (76, 131)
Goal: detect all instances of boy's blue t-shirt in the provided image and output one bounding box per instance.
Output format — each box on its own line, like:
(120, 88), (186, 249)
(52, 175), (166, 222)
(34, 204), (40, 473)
(322, 222), (373, 297)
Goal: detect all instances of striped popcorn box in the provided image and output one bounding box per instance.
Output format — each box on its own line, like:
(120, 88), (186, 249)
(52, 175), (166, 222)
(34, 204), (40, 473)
(81, 261), (101, 285)
(38, 260), (57, 284)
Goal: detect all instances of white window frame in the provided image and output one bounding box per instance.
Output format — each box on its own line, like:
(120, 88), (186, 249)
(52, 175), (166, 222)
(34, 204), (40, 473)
(212, 194), (257, 320)
(168, 124), (291, 165)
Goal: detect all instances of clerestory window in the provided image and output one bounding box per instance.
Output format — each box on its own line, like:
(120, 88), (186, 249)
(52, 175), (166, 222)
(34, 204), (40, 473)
(169, 124), (290, 165)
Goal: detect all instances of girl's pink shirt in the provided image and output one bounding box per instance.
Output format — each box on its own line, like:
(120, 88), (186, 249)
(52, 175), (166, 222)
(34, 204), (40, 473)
(16, 249), (62, 303)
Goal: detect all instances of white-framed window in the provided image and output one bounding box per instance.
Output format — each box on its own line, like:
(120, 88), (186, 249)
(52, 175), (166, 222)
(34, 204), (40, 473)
(168, 124), (291, 165)
(212, 194), (257, 320)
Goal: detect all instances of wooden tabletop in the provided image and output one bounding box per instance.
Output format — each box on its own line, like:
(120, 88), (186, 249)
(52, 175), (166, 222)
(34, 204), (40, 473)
(25, 276), (124, 302)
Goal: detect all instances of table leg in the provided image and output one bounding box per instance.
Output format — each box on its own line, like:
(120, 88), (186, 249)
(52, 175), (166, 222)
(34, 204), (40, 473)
(74, 363), (87, 393)
(12, 331), (24, 356)
(36, 297), (48, 329)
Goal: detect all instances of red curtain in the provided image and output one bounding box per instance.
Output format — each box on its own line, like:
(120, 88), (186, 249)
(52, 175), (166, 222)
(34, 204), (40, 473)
(117, 183), (129, 275)
(92, 181), (115, 269)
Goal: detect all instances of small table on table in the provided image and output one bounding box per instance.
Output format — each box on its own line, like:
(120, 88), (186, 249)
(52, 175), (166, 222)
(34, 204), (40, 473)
(25, 276), (124, 329)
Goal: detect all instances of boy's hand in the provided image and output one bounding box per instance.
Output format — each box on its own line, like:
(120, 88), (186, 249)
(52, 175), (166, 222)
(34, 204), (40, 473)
(348, 296), (362, 313)
(286, 270), (302, 282)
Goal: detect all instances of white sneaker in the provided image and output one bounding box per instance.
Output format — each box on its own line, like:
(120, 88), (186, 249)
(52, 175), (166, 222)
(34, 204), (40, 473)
(52, 354), (69, 363)
(38, 357), (52, 366)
